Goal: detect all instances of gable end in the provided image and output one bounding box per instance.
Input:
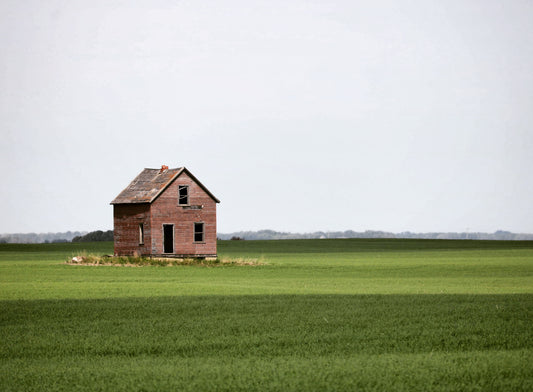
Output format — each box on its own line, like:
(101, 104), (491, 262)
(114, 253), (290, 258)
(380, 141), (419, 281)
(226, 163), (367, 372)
(110, 167), (220, 205)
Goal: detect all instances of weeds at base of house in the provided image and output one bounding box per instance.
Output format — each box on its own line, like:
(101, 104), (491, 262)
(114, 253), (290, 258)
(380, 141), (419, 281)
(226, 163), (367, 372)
(67, 253), (264, 267)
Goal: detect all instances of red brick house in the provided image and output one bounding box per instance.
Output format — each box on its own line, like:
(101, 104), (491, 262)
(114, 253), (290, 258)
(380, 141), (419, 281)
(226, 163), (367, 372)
(111, 166), (219, 258)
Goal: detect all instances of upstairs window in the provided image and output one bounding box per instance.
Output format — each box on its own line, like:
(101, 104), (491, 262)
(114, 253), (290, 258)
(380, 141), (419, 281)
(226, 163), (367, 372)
(178, 185), (189, 205)
(194, 222), (204, 242)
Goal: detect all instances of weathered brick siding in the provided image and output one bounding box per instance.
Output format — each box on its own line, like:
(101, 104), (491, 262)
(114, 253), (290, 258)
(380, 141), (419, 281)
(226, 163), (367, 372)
(113, 204), (151, 256)
(113, 171), (217, 257)
(150, 172), (217, 257)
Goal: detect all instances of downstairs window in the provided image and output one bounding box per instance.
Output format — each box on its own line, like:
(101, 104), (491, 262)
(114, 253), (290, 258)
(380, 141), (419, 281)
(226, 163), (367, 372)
(139, 223), (144, 245)
(194, 222), (204, 242)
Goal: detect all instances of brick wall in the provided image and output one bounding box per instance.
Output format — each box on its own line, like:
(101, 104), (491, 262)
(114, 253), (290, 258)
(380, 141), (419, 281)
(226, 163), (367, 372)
(113, 204), (151, 256)
(150, 171), (217, 257)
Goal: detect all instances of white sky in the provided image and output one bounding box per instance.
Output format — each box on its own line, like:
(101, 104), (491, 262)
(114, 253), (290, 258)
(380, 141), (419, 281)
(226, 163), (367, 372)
(1, 0), (532, 234)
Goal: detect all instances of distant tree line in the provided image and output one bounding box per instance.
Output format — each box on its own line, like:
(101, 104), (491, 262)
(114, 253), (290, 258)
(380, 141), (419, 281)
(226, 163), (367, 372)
(217, 229), (533, 241)
(0, 231), (86, 244)
(0, 230), (114, 244)
(72, 230), (113, 242)
(2, 229), (532, 244)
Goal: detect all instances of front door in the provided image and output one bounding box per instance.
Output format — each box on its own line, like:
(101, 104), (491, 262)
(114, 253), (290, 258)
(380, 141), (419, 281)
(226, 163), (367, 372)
(163, 224), (174, 253)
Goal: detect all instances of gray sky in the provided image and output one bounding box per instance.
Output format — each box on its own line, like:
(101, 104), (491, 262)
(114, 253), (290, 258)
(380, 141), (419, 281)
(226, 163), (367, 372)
(1, 0), (532, 234)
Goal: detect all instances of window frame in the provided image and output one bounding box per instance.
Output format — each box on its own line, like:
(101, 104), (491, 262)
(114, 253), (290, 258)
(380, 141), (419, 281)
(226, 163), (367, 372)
(194, 222), (205, 243)
(178, 185), (189, 206)
(139, 223), (144, 245)
(163, 224), (174, 253)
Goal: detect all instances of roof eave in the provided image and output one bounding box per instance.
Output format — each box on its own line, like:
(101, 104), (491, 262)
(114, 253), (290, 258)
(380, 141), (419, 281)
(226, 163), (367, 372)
(110, 200), (151, 205)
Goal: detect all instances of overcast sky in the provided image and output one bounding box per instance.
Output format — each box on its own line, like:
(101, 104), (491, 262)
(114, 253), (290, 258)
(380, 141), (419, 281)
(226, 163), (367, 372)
(1, 0), (532, 234)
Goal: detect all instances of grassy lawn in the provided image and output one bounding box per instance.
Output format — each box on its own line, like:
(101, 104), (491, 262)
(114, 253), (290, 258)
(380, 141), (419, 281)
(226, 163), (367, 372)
(1, 239), (532, 391)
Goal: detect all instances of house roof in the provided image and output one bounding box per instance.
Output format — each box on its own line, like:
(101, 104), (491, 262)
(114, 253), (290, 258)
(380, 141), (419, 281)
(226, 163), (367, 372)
(110, 167), (220, 205)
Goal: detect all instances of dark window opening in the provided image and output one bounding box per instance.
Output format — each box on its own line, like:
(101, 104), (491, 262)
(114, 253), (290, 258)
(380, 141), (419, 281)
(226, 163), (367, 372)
(139, 223), (144, 245)
(194, 222), (204, 242)
(163, 224), (174, 253)
(178, 185), (189, 205)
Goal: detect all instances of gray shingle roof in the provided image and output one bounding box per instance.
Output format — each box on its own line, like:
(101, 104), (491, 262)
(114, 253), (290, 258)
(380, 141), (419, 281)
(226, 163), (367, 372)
(110, 167), (219, 204)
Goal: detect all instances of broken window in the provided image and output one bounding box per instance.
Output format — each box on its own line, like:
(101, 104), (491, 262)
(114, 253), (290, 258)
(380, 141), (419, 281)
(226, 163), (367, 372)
(139, 223), (144, 245)
(194, 222), (204, 242)
(178, 185), (189, 205)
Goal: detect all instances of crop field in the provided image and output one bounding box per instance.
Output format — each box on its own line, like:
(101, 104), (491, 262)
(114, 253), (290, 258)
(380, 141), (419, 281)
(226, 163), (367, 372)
(1, 239), (532, 391)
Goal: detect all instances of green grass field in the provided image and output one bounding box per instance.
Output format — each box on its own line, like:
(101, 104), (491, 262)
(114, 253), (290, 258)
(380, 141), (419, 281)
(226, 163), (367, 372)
(1, 239), (532, 391)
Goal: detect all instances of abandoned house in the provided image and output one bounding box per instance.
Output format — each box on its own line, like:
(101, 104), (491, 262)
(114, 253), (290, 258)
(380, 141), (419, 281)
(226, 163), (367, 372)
(110, 166), (220, 258)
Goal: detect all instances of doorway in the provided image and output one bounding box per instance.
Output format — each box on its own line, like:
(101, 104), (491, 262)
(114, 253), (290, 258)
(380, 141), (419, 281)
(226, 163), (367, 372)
(163, 224), (174, 253)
